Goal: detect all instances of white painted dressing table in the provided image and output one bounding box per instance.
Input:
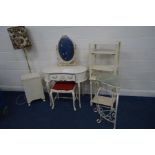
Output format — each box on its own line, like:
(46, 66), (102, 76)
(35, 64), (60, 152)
(42, 65), (88, 106)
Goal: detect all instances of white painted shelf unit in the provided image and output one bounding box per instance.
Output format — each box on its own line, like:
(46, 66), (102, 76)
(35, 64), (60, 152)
(89, 42), (120, 106)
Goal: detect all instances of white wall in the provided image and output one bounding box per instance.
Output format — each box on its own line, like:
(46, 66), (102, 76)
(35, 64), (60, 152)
(0, 26), (155, 96)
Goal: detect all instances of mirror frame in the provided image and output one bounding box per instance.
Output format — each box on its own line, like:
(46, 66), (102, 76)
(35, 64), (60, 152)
(56, 35), (77, 66)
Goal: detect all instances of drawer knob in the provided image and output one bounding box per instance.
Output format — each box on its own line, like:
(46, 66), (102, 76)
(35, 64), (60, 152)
(52, 75), (57, 79)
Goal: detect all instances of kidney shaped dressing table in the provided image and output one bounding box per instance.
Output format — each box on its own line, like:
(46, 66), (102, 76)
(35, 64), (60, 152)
(42, 36), (88, 108)
(42, 65), (88, 107)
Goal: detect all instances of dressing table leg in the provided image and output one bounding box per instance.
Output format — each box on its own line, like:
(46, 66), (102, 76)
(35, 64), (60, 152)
(78, 83), (81, 108)
(90, 80), (93, 106)
(72, 91), (76, 111)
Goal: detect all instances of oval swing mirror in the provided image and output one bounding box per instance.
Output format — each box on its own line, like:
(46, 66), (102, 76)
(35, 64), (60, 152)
(57, 35), (76, 65)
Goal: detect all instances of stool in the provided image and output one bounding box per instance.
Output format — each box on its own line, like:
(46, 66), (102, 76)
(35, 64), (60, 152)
(49, 81), (78, 111)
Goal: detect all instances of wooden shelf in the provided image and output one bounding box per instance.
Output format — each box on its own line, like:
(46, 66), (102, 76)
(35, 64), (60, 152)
(91, 51), (116, 55)
(91, 65), (114, 72)
(89, 75), (97, 80)
(92, 95), (115, 106)
(89, 42), (120, 107)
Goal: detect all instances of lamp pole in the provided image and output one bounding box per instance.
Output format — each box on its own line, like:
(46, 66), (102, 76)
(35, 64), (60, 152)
(23, 48), (32, 73)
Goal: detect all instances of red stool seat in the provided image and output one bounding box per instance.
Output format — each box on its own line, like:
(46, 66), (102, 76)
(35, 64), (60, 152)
(49, 81), (79, 111)
(52, 81), (76, 91)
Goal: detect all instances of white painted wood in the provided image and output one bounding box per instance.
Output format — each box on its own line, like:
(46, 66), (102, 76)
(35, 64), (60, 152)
(49, 74), (76, 81)
(91, 51), (116, 54)
(42, 65), (88, 106)
(91, 65), (115, 72)
(92, 95), (115, 106)
(89, 42), (120, 77)
(42, 65), (88, 74)
(89, 42), (120, 106)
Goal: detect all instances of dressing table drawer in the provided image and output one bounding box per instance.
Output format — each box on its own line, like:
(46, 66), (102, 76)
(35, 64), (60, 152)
(49, 74), (76, 81)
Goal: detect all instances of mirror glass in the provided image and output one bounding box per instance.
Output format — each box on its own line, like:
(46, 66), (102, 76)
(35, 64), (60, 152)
(58, 35), (74, 62)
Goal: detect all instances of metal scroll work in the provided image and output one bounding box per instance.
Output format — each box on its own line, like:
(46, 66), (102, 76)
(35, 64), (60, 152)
(93, 84), (120, 129)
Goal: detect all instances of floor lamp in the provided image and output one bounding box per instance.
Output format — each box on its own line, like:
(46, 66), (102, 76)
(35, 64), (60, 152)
(7, 26), (32, 73)
(7, 26), (45, 105)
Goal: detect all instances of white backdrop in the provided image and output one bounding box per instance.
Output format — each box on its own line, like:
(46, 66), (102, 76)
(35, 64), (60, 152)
(0, 26), (155, 96)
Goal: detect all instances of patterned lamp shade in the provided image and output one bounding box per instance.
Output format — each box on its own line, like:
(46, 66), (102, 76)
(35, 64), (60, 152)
(7, 26), (32, 49)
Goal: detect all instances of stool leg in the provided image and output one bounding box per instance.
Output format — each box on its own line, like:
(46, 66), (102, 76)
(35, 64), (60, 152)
(57, 93), (59, 100)
(72, 91), (76, 111)
(50, 91), (55, 109)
